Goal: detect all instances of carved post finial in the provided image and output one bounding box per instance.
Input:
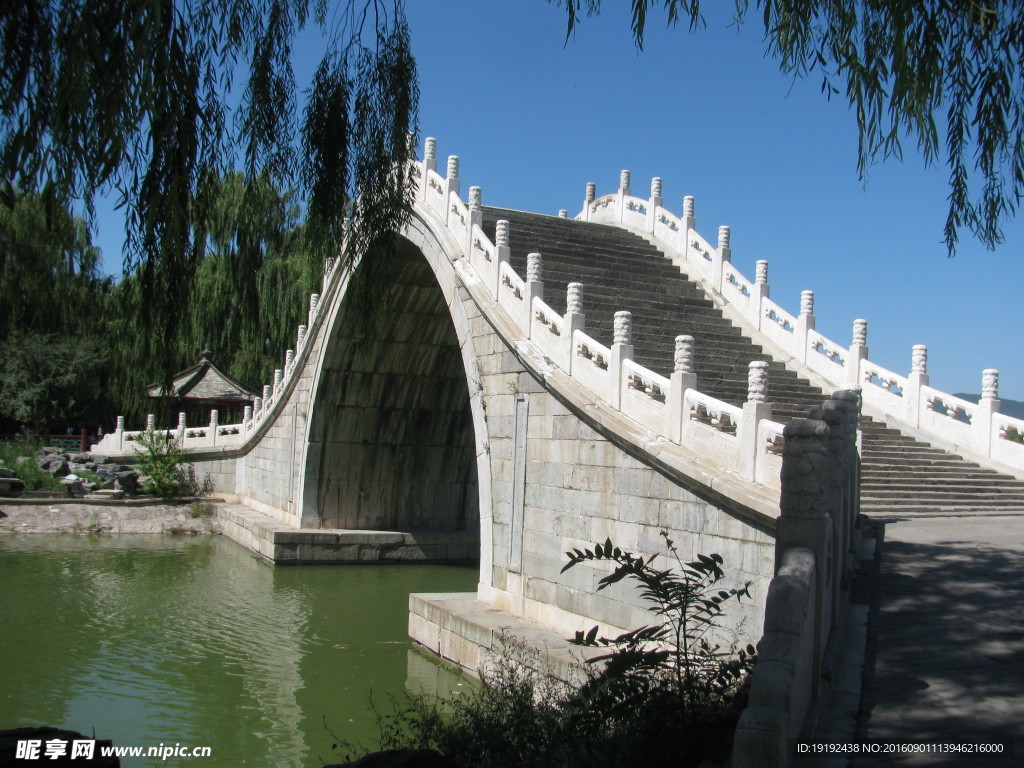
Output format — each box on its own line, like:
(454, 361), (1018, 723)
(558, 209), (568, 218)
(718, 225), (731, 252)
(262, 385), (272, 401)
(285, 349), (294, 369)
(674, 335), (695, 375)
(527, 252), (542, 284)
(567, 282), (583, 315)
(619, 170), (631, 194)
(683, 195), (695, 220)
(755, 260), (768, 284)
(424, 136), (437, 166)
(297, 324), (307, 348)
(585, 182), (596, 204)
(116, 416), (124, 432)
(243, 405), (252, 423)
(468, 185), (482, 211)
(210, 409), (219, 427)
(146, 414), (155, 432)
(911, 345), (928, 374)
(748, 361), (770, 403)
(852, 319), (868, 347)
(982, 369), (999, 400)
(254, 396), (263, 414)
(178, 412), (186, 432)
(651, 177), (662, 199)
(446, 155), (459, 180)
(495, 220), (510, 248)
(273, 369), (283, 392)
(310, 293), (320, 315)
(614, 311), (632, 345)
(801, 290), (815, 316)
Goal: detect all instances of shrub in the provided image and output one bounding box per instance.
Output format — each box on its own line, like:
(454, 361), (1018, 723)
(374, 533), (756, 768)
(132, 429), (209, 498)
(0, 436), (62, 492)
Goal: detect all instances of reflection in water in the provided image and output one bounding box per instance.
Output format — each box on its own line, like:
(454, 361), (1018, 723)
(0, 535), (476, 767)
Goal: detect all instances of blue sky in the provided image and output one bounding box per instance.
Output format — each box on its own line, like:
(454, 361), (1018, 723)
(92, 2), (1023, 400)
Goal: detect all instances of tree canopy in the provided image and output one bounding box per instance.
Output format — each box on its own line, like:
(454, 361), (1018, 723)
(555, 0), (1024, 254)
(0, 0), (418, 384)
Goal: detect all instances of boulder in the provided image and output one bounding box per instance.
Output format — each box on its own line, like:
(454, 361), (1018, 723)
(0, 476), (25, 497)
(113, 471), (138, 495)
(60, 476), (86, 497)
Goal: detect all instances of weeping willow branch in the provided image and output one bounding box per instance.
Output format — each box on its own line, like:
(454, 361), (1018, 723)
(0, 0), (418, 394)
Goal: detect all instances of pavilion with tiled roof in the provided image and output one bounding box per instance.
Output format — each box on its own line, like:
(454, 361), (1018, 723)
(146, 349), (258, 426)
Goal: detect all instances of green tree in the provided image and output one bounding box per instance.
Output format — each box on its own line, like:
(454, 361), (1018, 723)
(555, 0), (1024, 253)
(0, 329), (107, 432)
(0, 0), (418, 386)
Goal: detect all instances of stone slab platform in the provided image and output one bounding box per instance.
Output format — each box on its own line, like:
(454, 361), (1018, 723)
(409, 592), (605, 683)
(217, 503), (479, 564)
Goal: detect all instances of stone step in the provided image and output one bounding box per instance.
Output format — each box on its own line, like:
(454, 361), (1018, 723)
(482, 206), (1024, 516)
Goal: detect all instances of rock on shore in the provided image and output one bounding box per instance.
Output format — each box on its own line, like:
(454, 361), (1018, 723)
(0, 502), (222, 535)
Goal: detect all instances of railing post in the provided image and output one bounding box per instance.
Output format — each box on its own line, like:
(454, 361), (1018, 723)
(494, 219), (511, 297)
(583, 182), (595, 221)
(564, 282), (586, 374)
(116, 416), (125, 453)
(423, 136), (437, 174)
(273, 369), (283, 396)
(715, 225), (731, 293)
(445, 155), (460, 225)
(609, 311), (633, 409)
(524, 252), (544, 337)
(669, 335), (697, 443)
(210, 409), (218, 446)
(308, 294), (320, 330)
(243, 406), (252, 429)
(754, 260), (769, 330)
(907, 345), (929, 428)
(297, 324), (307, 351)
(738, 361), (772, 481)
(558, 209), (568, 218)
(146, 414), (155, 433)
(617, 170), (630, 223)
(648, 177), (662, 233)
(177, 412), (187, 441)
(796, 290), (815, 365)
(682, 195), (696, 234)
(776, 417), (834, 697)
(849, 319), (868, 386)
(975, 369), (1001, 458)
(468, 185), (483, 256)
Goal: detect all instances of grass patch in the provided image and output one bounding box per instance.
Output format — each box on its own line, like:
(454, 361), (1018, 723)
(0, 437), (62, 492)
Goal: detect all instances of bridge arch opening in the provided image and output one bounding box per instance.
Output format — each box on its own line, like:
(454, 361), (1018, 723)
(307, 237), (480, 537)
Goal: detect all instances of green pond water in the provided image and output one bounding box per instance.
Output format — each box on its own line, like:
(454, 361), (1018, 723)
(0, 534), (477, 767)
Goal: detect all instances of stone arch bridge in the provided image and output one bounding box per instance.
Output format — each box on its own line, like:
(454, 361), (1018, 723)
(95, 139), (1024, 744)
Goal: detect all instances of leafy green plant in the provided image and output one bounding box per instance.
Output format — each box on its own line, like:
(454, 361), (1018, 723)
(0, 436), (62, 492)
(561, 532), (756, 726)
(132, 429), (201, 498)
(370, 535), (756, 768)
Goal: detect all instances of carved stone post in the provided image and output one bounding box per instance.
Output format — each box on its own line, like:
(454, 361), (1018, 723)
(609, 311), (633, 409)
(907, 344), (929, 428)
(797, 290), (816, 364)
(467, 185), (483, 255)
(209, 409), (219, 446)
(115, 415), (125, 452)
(776, 417), (834, 697)
(617, 169), (631, 223)
(254, 397), (263, 416)
(297, 324), (307, 350)
(648, 177), (663, 233)
(754, 260), (770, 331)
(669, 335), (697, 443)
(146, 414), (155, 433)
(738, 361), (772, 481)
(564, 282), (586, 373)
(524, 252), (544, 335)
(177, 412), (187, 440)
(494, 219), (511, 296)
(975, 369), (1001, 457)
(308, 293), (320, 330)
(849, 319), (868, 386)
(423, 136), (437, 174)
(558, 209), (568, 218)
(712, 225), (731, 293)
(273, 368), (283, 394)
(682, 195), (695, 234)
(285, 349), (294, 371)
(262, 385), (272, 403)
(243, 405), (252, 426)
(583, 182), (596, 221)
(442, 155), (460, 226)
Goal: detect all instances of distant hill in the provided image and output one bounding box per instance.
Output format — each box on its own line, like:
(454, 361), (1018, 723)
(954, 394), (1024, 420)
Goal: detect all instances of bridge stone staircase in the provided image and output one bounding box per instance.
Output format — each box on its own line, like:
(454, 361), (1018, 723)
(483, 206), (1024, 517)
